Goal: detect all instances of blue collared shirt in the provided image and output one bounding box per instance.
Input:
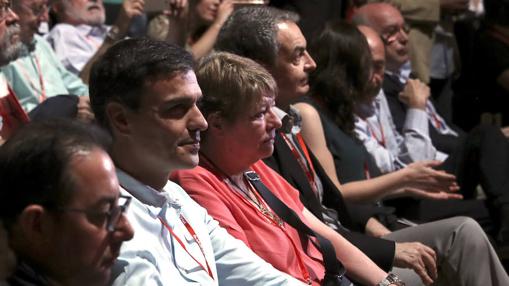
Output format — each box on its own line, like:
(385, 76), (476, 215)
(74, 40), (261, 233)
(1, 35), (88, 112)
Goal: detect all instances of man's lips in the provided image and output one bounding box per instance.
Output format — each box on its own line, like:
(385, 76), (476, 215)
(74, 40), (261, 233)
(87, 4), (102, 11)
(178, 139), (201, 153)
(102, 249), (120, 268)
(263, 134), (275, 143)
(9, 33), (19, 44)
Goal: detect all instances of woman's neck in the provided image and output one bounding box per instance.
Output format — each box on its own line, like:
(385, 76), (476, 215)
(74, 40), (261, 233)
(199, 144), (250, 178)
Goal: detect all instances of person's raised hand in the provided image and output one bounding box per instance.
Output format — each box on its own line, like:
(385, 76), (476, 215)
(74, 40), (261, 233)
(404, 160), (459, 193)
(123, 0), (146, 19)
(213, 0), (234, 27)
(398, 79), (430, 110)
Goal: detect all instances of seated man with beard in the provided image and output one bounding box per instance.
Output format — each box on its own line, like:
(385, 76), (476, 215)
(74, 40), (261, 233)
(1, 0), (92, 120)
(0, 0), (24, 143)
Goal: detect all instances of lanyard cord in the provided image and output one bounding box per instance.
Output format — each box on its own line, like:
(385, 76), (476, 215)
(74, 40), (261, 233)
(15, 54), (46, 102)
(279, 131), (318, 194)
(199, 152), (312, 284)
(158, 216), (215, 280)
(120, 183), (214, 280)
(365, 117), (386, 147)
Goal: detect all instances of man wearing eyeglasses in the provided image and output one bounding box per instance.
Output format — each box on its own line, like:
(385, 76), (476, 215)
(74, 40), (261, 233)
(0, 0), (94, 121)
(353, 3), (509, 249)
(0, 119), (134, 285)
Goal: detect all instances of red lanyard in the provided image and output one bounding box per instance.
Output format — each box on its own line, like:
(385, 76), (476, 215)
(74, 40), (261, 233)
(15, 55), (46, 102)
(363, 161), (371, 180)
(426, 105), (443, 130)
(159, 215), (215, 280)
(228, 179), (312, 285)
(366, 118), (385, 147)
(279, 131), (318, 194)
(199, 155), (313, 284)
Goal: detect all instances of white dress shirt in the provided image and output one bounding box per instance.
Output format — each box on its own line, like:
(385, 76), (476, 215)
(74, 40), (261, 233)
(355, 90), (441, 173)
(46, 24), (108, 75)
(112, 169), (304, 286)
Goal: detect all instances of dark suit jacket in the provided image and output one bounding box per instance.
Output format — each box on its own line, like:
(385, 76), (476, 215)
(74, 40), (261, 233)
(264, 132), (395, 271)
(382, 73), (465, 155)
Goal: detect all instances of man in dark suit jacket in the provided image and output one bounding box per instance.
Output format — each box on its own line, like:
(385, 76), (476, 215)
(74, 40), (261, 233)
(265, 128), (396, 271)
(215, 7), (509, 284)
(355, 2), (509, 244)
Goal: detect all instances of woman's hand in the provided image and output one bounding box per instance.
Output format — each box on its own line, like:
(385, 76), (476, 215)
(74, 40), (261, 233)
(165, 0), (188, 17)
(213, 0), (234, 27)
(122, 0), (146, 19)
(403, 160), (460, 194)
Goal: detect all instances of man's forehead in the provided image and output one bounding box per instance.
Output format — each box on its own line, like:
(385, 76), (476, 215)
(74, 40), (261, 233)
(378, 7), (403, 27)
(143, 70), (202, 101)
(359, 26), (385, 58)
(19, 0), (41, 6)
(276, 21), (306, 52)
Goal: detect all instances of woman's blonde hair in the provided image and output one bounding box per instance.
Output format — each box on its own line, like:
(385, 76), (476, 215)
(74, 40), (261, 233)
(196, 52), (277, 123)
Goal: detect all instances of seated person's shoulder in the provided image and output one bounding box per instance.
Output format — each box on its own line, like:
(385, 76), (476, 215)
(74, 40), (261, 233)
(293, 102), (320, 120)
(46, 23), (80, 40)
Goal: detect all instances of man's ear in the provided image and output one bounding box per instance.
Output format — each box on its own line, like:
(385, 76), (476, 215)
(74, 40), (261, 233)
(106, 102), (131, 136)
(50, 1), (63, 18)
(206, 112), (224, 132)
(17, 205), (47, 239)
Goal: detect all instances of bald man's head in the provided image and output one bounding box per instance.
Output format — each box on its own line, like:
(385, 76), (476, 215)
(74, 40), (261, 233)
(352, 3), (409, 72)
(358, 25), (385, 100)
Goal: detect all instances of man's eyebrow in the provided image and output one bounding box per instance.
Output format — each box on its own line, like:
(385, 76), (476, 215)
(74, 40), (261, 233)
(90, 196), (117, 209)
(164, 94), (199, 106)
(293, 46), (306, 55)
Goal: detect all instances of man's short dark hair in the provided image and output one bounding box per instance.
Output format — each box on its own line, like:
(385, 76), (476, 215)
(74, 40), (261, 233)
(216, 6), (299, 68)
(0, 120), (110, 229)
(89, 38), (195, 131)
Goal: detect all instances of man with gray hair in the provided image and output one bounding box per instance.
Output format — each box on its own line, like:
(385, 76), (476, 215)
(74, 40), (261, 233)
(216, 6), (509, 285)
(0, 1), (23, 143)
(217, 7), (314, 112)
(353, 2), (509, 247)
(0, 1), (22, 67)
(216, 6), (430, 285)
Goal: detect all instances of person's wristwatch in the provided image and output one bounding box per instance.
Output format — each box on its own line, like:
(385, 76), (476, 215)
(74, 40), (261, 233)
(376, 273), (405, 286)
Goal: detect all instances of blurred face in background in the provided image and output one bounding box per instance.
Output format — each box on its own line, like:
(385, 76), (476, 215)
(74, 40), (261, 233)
(194, 0), (220, 24)
(59, 0), (105, 26)
(359, 25), (386, 103)
(13, 0), (48, 44)
(0, 0), (22, 65)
